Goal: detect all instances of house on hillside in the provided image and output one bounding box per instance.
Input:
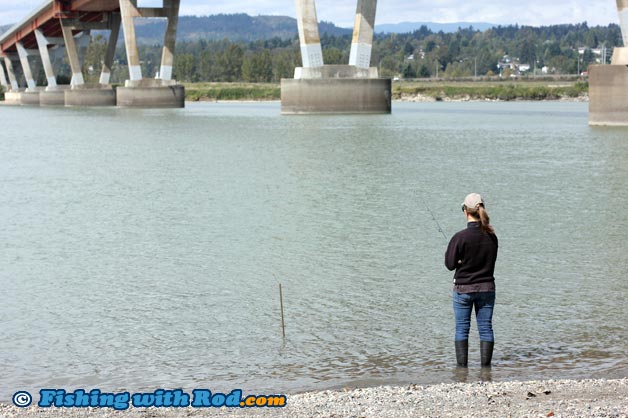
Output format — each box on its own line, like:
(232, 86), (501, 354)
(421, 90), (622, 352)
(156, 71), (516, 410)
(497, 55), (530, 76)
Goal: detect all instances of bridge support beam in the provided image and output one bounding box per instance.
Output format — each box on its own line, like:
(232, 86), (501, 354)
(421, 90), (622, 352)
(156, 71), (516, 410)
(35, 29), (67, 106)
(589, 0), (628, 125)
(61, 24), (85, 87)
(349, 0), (377, 69)
(159, 0), (179, 81)
(61, 24), (85, 88)
(16, 42), (37, 91)
(282, 0), (390, 114)
(3, 57), (19, 91)
(35, 29), (58, 89)
(100, 13), (121, 85)
(0, 61), (8, 91)
(117, 0), (184, 107)
(295, 0), (324, 68)
(120, 0), (142, 82)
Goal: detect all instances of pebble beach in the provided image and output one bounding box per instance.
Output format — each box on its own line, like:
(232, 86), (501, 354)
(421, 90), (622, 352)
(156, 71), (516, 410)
(2, 378), (627, 417)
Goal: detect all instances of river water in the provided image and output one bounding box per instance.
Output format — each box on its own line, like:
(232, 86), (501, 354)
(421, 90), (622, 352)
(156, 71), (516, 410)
(0, 101), (626, 400)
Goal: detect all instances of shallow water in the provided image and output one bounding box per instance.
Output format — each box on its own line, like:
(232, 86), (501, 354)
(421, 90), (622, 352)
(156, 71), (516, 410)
(0, 101), (626, 400)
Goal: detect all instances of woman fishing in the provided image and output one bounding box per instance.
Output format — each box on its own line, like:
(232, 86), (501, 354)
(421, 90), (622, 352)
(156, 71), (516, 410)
(445, 193), (498, 368)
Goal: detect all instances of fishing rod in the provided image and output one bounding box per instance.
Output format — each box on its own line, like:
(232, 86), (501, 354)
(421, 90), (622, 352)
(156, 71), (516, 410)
(425, 205), (448, 241)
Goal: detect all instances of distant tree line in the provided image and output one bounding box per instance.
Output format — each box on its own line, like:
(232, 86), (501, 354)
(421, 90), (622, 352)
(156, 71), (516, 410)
(37, 22), (625, 85)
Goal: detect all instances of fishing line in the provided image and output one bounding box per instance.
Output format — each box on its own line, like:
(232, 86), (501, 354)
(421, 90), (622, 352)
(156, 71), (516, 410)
(425, 205), (448, 241)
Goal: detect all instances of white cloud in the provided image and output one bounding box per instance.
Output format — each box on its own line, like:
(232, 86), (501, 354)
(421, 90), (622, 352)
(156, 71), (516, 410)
(0, 0), (620, 28)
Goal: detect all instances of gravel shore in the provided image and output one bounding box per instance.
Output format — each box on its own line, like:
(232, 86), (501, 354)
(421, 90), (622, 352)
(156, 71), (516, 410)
(397, 93), (589, 102)
(2, 378), (627, 417)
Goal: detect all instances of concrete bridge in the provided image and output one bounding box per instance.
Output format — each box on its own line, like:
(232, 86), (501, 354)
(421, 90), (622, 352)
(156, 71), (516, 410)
(0, 0), (184, 107)
(0, 0), (390, 112)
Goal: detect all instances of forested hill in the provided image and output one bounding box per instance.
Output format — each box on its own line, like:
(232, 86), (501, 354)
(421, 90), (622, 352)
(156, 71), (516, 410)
(0, 14), (348, 43)
(134, 14), (351, 43)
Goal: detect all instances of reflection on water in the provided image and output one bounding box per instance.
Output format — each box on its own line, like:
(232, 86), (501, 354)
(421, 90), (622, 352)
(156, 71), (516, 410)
(0, 101), (626, 400)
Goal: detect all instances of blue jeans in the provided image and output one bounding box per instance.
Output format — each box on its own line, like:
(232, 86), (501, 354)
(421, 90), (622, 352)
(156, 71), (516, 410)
(453, 291), (495, 342)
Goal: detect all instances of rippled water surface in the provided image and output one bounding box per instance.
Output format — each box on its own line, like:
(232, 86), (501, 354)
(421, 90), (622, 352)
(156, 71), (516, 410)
(0, 101), (626, 400)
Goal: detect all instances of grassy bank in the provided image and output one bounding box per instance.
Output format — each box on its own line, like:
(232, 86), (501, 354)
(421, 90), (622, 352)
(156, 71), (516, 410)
(394, 79), (589, 101)
(179, 79), (588, 102)
(182, 82), (280, 101)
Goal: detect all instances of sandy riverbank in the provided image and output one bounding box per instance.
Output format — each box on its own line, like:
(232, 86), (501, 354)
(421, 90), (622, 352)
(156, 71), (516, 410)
(1, 378), (626, 417)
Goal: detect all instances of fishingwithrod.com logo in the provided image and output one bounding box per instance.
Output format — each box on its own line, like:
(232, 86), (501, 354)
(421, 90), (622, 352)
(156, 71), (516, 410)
(12, 388), (286, 410)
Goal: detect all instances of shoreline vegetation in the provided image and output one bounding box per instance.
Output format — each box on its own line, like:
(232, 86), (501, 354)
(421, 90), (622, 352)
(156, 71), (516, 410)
(181, 77), (589, 103)
(0, 77), (590, 103)
(1, 378), (626, 417)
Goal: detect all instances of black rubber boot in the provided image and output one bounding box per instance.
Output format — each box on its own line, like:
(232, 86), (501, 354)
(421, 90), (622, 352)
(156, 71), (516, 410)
(480, 341), (494, 367)
(455, 340), (468, 367)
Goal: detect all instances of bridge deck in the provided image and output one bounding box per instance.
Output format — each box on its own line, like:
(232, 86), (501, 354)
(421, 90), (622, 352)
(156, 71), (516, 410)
(0, 0), (120, 54)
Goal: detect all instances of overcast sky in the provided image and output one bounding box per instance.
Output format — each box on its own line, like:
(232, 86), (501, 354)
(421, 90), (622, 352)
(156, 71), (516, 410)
(0, 0), (620, 28)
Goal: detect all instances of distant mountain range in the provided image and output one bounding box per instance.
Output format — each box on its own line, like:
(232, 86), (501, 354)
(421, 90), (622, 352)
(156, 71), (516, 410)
(0, 15), (498, 43)
(133, 14), (350, 43)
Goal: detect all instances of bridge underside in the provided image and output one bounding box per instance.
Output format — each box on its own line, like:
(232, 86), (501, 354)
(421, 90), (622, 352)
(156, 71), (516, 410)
(1, 1), (120, 54)
(1, 0), (184, 108)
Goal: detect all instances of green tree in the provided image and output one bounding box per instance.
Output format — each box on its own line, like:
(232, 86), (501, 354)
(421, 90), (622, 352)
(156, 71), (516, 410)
(242, 50), (273, 82)
(174, 53), (196, 82)
(83, 35), (108, 83)
(323, 47), (343, 64)
(218, 44), (244, 81)
(518, 37), (537, 65)
(418, 64), (431, 78)
(379, 56), (400, 77)
(272, 49), (300, 81)
(403, 63), (416, 78)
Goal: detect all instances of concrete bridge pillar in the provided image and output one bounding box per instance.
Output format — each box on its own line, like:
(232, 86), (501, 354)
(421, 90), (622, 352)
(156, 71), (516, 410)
(35, 29), (58, 89)
(16, 42), (42, 105)
(35, 29), (70, 105)
(117, 0), (184, 107)
(119, 0), (142, 81)
(3, 56), (26, 104)
(3, 57), (19, 91)
(61, 23), (86, 87)
(100, 13), (121, 85)
(295, 0), (324, 68)
(15, 42), (37, 91)
(281, 0), (390, 114)
(589, 0), (628, 125)
(0, 61), (8, 91)
(159, 0), (180, 81)
(349, 0), (377, 69)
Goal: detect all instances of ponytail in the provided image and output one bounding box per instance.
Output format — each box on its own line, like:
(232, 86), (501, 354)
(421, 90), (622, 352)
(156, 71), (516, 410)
(477, 205), (494, 234)
(465, 204), (494, 234)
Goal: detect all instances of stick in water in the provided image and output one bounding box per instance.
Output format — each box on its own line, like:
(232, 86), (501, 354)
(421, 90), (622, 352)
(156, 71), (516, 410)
(279, 283), (286, 339)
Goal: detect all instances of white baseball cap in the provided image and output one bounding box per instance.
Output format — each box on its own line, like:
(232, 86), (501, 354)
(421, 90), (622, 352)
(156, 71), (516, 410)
(462, 193), (484, 210)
